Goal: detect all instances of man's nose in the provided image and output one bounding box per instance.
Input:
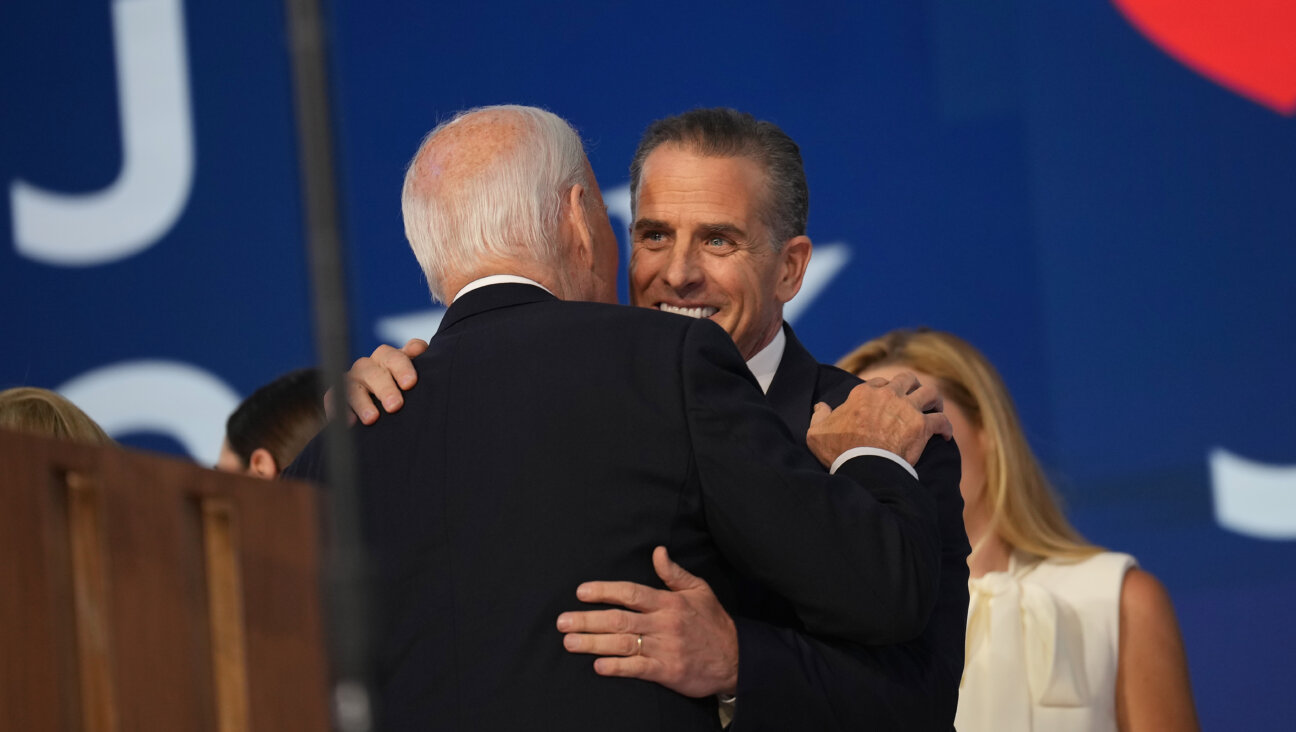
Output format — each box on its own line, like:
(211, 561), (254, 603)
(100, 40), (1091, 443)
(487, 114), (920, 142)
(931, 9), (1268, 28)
(663, 242), (703, 291)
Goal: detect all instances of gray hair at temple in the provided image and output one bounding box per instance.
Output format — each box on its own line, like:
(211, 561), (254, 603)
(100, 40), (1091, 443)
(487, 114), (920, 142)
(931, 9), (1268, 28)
(628, 107), (809, 252)
(401, 105), (592, 303)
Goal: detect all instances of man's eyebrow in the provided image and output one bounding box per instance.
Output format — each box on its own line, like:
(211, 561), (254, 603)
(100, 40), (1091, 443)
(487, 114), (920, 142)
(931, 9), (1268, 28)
(696, 222), (746, 238)
(631, 218), (748, 239)
(632, 218), (671, 232)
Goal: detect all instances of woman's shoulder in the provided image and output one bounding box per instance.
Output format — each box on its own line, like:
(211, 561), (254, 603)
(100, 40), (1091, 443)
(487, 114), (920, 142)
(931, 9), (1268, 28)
(1118, 567), (1177, 629)
(1020, 550), (1136, 581)
(1017, 550), (1137, 608)
(1028, 552), (1173, 625)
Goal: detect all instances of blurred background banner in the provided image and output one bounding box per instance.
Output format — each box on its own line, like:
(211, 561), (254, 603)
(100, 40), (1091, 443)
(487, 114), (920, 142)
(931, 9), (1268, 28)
(2, 1), (1293, 726)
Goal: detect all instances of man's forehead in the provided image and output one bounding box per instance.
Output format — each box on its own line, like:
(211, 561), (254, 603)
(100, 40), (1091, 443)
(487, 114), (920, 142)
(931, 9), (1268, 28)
(642, 143), (768, 188)
(636, 148), (769, 224)
(642, 143), (765, 177)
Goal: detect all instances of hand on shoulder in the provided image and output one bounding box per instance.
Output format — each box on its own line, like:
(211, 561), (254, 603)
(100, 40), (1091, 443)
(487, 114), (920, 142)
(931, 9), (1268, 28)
(340, 338), (427, 423)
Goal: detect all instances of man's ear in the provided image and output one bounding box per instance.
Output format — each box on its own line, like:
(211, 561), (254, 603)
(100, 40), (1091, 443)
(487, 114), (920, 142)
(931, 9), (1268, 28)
(248, 447), (280, 479)
(773, 236), (813, 304)
(564, 183), (595, 270)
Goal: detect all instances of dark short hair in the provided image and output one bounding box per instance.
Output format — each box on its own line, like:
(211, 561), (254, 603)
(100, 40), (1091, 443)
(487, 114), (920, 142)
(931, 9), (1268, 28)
(226, 368), (326, 470)
(628, 108), (809, 250)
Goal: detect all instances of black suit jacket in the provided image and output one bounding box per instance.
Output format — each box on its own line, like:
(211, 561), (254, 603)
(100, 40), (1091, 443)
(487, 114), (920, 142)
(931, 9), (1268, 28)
(287, 285), (942, 731)
(729, 325), (970, 732)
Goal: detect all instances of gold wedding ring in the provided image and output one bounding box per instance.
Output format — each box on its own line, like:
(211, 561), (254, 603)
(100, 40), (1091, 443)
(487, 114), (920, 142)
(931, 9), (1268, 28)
(635, 634), (643, 655)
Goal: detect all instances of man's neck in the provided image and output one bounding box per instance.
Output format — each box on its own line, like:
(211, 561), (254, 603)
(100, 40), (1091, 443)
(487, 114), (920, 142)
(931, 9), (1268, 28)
(745, 327), (787, 394)
(451, 274), (555, 303)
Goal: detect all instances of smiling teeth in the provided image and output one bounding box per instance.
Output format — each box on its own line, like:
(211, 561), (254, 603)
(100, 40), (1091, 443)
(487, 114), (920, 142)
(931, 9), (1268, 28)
(659, 304), (719, 319)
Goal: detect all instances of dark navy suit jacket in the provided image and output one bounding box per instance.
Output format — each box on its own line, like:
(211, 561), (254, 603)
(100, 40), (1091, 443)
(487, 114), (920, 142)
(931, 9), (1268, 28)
(287, 285), (942, 731)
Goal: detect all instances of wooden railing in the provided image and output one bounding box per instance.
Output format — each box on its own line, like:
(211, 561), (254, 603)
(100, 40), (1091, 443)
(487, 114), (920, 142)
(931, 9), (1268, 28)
(0, 428), (330, 730)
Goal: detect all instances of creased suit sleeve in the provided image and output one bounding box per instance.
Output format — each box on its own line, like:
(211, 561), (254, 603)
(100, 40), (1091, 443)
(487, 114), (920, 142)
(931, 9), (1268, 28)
(681, 318), (941, 644)
(729, 434), (969, 731)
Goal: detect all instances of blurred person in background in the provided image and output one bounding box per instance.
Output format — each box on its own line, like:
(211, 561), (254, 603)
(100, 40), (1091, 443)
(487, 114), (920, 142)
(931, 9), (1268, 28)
(0, 386), (114, 446)
(838, 328), (1198, 732)
(216, 367), (325, 479)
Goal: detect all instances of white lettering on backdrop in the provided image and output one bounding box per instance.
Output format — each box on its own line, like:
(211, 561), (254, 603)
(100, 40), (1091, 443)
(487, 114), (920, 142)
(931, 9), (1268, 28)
(10, 0), (194, 266)
(58, 360), (239, 467)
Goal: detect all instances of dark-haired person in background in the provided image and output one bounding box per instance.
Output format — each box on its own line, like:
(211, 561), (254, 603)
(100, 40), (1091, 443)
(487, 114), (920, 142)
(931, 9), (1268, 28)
(216, 367), (325, 479)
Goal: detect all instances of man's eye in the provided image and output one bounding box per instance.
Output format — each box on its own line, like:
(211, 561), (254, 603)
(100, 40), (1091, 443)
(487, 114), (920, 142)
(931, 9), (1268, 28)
(705, 237), (731, 248)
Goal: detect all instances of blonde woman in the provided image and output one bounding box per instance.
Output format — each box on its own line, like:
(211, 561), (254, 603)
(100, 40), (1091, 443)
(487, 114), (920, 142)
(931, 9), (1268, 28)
(0, 386), (114, 446)
(838, 329), (1197, 732)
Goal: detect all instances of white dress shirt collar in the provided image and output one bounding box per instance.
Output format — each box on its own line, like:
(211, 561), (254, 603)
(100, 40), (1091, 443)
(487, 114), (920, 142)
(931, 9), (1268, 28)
(451, 274), (554, 303)
(745, 326), (787, 395)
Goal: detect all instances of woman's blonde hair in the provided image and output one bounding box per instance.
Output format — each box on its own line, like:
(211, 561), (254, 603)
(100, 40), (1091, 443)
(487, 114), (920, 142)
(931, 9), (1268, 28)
(0, 387), (114, 446)
(837, 329), (1097, 560)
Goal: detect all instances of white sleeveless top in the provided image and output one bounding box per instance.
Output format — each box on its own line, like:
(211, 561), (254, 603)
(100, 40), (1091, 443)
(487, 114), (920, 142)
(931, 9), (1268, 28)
(955, 551), (1136, 732)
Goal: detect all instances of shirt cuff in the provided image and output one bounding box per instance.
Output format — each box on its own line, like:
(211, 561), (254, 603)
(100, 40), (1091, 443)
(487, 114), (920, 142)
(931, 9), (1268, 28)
(830, 447), (918, 480)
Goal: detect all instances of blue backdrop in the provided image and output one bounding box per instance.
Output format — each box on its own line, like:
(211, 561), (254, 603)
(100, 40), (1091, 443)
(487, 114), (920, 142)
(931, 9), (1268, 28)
(3, 1), (1294, 727)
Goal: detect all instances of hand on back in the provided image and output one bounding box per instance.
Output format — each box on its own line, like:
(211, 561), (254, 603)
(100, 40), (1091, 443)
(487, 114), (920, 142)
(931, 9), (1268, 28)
(556, 546), (739, 698)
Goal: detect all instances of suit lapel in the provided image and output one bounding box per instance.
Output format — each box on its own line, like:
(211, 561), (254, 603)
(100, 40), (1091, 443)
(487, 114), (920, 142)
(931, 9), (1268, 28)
(764, 323), (821, 436)
(437, 283), (557, 335)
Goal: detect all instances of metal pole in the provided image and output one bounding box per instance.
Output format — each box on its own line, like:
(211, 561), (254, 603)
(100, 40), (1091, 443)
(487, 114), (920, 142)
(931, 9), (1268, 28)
(282, 0), (373, 729)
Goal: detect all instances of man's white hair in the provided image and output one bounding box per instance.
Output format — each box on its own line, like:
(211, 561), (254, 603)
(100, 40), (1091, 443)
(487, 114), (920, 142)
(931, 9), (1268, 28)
(401, 105), (590, 303)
